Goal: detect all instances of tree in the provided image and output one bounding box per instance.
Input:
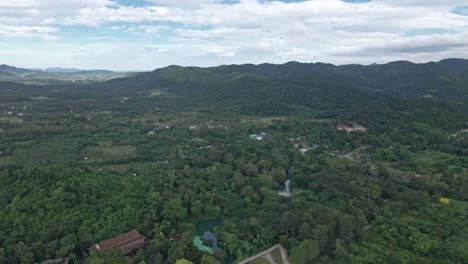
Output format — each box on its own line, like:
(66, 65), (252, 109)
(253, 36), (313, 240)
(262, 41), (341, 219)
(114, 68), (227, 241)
(290, 240), (319, 264)
(86, 250), (126, 264)
(337, 214), (356, 242)
(334, 239), (347, 258)
(15, 242), (34, 264)
(175, 259), (193, 264)
(272, 167), (287, 184)
(201, 255), (216, 264)
(162, 197), (187, 222)
(57, 234), (77, 257)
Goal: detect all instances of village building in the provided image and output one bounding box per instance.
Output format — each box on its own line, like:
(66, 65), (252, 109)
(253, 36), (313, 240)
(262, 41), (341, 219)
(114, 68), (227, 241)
(249, 134), (263, 141)
(249, 132), (266, 141)
(88, 230), (147, 255)
(337, 124), (367, 133)
(351, 125), (367, 132)
(337, 124), (351, 132)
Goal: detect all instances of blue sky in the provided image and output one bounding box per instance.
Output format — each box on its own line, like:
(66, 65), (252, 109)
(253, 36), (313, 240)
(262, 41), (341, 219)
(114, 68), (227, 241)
(0, 0), (467, 70)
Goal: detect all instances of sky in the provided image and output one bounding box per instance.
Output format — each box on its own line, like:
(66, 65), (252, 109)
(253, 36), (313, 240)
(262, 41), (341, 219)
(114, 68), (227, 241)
(0, 0), (468, 71)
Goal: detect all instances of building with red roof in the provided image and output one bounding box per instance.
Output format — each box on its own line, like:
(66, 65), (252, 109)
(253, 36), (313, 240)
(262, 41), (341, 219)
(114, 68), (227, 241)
(88, 230), (147, 255)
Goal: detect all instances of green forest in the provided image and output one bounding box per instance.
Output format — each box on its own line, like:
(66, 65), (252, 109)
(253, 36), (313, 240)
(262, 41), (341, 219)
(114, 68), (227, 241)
(0, 59), (467, 263)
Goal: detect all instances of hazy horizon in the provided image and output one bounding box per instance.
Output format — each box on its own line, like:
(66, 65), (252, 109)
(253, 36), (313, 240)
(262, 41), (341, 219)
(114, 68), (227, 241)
(3, 57), (468, 73)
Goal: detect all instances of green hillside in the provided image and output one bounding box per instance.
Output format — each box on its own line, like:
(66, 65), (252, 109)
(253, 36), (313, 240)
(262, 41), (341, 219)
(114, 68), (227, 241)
(0, 60), (467, 264)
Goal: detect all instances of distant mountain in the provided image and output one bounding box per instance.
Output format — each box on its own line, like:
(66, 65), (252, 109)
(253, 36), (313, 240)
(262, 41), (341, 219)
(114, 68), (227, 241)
(0, 64), (36, 74)
(38, 67), (116, 74)
(0, 64), (130, 85)
(0, 64), (117, 75)
(43, 67), (83, 73)
(71, 69), (116, 75)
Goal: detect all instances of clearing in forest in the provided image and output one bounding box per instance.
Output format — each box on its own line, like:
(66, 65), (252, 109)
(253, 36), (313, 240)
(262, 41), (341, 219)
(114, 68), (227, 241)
(82, 145), (136, 160)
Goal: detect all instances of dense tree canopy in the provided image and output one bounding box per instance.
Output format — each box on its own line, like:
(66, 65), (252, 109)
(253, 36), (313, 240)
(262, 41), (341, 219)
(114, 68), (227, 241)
(0, 60), (467, 263)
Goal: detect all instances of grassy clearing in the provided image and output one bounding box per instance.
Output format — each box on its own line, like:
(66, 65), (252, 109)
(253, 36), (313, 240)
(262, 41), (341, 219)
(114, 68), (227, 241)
(102, 164), (129, 173)
(97, 141), (113, 146)
(0, 117), (24, 125)
(82, 145), (136, 159)
(306, 118), (333, 123)
(150, 89), (167, 96)
(238, 116), (286, 126)
(412, 150), (455, 167)
(0, 156), (11, 166)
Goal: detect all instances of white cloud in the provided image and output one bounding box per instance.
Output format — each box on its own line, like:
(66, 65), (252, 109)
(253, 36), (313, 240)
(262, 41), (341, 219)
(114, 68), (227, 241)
(0, 24), (57, 39)
(0, 0), (467, 69)
(146, 0), (221, 8)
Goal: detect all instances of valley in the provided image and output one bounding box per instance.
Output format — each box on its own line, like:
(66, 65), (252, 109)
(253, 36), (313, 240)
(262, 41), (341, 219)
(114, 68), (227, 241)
(0, 60), (467, 263)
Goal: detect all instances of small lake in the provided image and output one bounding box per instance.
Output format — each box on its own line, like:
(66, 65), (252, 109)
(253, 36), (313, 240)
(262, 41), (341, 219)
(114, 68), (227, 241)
(196, 219), (235, 264)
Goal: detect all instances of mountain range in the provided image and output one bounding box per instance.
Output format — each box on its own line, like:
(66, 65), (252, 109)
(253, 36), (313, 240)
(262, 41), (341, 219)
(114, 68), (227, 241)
(0, 65), (116, 75)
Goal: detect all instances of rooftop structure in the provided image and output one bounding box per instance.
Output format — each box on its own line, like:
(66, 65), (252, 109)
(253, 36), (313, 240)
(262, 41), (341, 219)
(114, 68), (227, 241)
(249, 134), (264, 141)
(88, 230), (147, 255)
(337, 124), (367, 133)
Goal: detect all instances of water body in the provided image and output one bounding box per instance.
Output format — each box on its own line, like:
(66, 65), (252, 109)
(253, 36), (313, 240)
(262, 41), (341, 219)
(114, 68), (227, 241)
(203, 231), (218, 251)
(196, 220), (234, 263)
(279, 166), (294, 197)
(284, 179), (291, 193)
(279, 179), (291, 197)
(195, 220), (221, 253)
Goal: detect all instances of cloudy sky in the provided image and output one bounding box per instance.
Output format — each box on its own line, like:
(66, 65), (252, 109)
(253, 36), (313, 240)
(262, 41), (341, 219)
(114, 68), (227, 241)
(1, 0), (468, 71)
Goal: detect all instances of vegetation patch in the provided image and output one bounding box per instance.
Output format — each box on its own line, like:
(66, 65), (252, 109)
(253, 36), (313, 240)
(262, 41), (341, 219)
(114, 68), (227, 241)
(82, 145), (137, 160)
(0, 117), (24, 125)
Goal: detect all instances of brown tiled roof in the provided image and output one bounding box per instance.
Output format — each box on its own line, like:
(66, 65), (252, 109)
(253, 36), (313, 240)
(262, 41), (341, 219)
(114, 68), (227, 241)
(89, 229), (146, 252)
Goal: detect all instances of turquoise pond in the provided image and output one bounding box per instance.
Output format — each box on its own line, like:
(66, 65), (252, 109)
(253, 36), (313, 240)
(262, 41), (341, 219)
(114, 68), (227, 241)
(195, 219), (235, 264)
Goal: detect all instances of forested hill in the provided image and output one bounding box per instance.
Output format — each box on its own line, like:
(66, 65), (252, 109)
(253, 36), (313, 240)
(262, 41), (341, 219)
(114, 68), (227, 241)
(0, 65), (133, 85)
(94, 58), (468, 117)
(103, 58), (468, 100)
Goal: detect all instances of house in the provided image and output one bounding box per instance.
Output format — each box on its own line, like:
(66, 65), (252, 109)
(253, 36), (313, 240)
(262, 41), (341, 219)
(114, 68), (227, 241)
(337, 125), (351, 132)
(249, 132), (266, 141)
(299, 147), (312, 154)
(351, 125), (367, 132)
(88, 230), (147, 255)
(40, 258), (69, 264)
(337, 124), (367, 133)
(249, 134), (263, 141)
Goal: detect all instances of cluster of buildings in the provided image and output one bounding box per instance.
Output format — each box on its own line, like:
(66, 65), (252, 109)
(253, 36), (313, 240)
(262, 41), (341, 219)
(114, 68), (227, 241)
(147, 122), (175, 136)
(289, 137), (319, 154)
(337, 124), (367, 133)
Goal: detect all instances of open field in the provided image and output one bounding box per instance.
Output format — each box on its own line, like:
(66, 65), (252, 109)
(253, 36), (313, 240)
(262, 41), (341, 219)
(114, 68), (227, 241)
(0, 117), (24, 125)
(82, 145), (136, 160)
